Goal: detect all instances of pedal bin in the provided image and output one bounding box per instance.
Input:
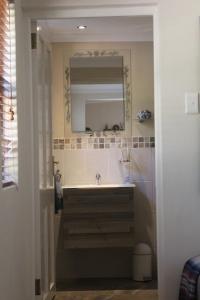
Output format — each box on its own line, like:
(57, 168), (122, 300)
(133, 243), (152, 281)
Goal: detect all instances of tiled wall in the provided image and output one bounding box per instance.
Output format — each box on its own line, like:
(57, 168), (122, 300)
(53, 136), (155, 150)
(54, 145), (156, 278)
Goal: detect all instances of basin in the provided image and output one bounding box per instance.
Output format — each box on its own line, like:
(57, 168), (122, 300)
(62, 183), (136, 189)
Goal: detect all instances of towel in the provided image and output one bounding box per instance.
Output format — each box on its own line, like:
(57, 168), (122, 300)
(54, 170), (63, 214)
(179, 256), (200, 300)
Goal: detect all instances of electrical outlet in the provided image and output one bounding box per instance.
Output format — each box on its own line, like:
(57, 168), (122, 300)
(185, 92), (199, 114)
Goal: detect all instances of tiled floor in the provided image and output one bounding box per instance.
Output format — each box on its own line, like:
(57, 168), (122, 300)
(53, 279), (157, 300)
(53, 289), (158, 300)
(56, 279), (157, 291)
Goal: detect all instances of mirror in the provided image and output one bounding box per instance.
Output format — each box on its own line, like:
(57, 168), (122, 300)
(70, 56), (125, 132)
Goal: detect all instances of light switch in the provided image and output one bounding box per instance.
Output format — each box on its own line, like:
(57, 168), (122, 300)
(185, 92), (199, 114)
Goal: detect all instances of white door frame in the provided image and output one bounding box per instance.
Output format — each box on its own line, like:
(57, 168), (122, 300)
(24, 3), (163, 299)
(31, 22), (55, 300)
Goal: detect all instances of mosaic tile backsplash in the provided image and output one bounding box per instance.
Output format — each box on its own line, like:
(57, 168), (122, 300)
(53, 136), (155, 150)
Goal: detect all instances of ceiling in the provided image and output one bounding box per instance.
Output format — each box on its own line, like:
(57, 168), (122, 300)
(38, 16), (153, 43)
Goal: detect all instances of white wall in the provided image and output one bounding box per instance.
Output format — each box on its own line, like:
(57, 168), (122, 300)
(157, 1), (200, 300)
(13, 1), (200, 300)
(0, 1), (35, 300)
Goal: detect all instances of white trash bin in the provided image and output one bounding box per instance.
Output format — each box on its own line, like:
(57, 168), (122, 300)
(133, 243), (152, 281)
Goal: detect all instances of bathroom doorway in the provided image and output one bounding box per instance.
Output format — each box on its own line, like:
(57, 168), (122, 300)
(30, 6), (159, 300)
(38, 14), (156, 291)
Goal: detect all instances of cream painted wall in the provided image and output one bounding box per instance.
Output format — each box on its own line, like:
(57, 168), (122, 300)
(52, 41), (154, 138)
(132, 43), (154, 136)
(0, 1), (35, 300)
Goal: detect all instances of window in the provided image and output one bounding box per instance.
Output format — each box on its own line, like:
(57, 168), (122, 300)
(0, 0), (18, 187)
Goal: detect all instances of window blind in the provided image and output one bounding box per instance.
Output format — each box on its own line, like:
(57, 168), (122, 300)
(0, 0), (18, 187)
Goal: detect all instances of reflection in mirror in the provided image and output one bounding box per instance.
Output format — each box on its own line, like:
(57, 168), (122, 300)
(70, 56), (125, 132)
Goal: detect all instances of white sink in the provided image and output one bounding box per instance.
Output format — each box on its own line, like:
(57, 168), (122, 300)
(63, 183), (136, 189)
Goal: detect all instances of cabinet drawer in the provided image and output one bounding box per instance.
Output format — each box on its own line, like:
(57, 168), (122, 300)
(64, 232), (135, 249)
(64, 220), (134, 234)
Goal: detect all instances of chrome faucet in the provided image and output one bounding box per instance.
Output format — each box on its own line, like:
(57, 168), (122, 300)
(96, 173), (101, 185)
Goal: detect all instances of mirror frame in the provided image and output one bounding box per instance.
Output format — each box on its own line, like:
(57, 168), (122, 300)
(64, 48), (132, 137)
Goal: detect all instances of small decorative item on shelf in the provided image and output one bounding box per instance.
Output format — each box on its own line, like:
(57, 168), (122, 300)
(85, 127), (92, 132)
(119, 122), (124, 130)
(112, 124), (120, 131)
(103, 124), (109, 131)
(103, 123), (124, 131)
(137, 110), (152, 123)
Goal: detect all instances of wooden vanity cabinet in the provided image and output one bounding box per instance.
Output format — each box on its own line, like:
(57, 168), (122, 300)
(62, 187), (134, 249)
